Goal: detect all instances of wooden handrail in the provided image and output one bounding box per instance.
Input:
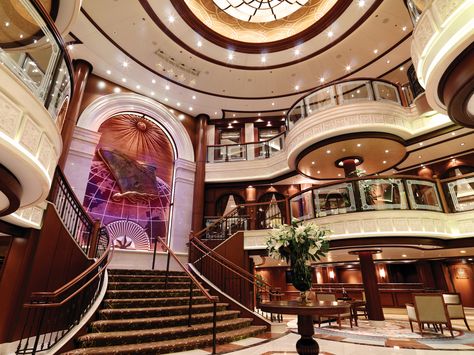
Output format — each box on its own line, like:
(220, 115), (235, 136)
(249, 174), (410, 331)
(440, 171), (474, 183)
(156, 237), (218, 303)
(207, 131), (286, 149)
(190, 237), (273, 291)
(193, 206), (243, 239)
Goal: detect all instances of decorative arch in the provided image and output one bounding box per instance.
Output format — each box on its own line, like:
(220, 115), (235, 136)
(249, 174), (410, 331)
(257, 192), (286, 229)
(77, 93), (194, 162)
(216, 193), (245, 216)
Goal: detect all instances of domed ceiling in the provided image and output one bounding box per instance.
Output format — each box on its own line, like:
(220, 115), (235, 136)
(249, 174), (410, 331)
(69, 0), (414, 117)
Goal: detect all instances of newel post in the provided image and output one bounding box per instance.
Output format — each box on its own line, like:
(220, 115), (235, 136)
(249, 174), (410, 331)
(87, 220), (101, 258)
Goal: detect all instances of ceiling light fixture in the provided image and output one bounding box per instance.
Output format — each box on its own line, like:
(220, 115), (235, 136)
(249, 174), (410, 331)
(165, 97), (169, 101)
(168, 15), (175, 23)
(358, 0), (365, 7)
(177, 102), (181, 107)
(192, 95), (196, 100)
(121, 78), (127, 83)
(326, 150), (331, 154)
(189, 107), (193, 111)
(97, 81), (106, 89)
(106, 70), (111, 75)
(399, 66), (404, 71)
(294, 85), (300, 90)
(228, 53), (234, 60)
(294, 49), (300, 56)
(152, 79), (156, 84)
(113, 87), (121, 93)
(320, 77), (325, 83)
(165, 85), (170, 90)
(402, 26), (407, 31)
(178, 114), (185, 120)
(345, 65), (351, 71)
(150, 91), (155, 96)
(136, 85), (140, 89)
(122, 61), (128, 67)
(261, 56), (266, 63)
(373, 49), (378, 54)
(197, 40), (202, 47)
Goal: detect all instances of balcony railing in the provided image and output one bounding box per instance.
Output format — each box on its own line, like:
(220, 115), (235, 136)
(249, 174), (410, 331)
(0, 0), (73, 126)
(287, 78), (404, 130)
(207, 131), (285, 163)
(441, 172), (474, 213)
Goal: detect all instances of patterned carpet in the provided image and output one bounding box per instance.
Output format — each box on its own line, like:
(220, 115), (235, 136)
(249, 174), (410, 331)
(287, 319), (474, 350)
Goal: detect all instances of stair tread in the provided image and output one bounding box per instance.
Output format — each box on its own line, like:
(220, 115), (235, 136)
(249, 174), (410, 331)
(106, 289), (205, 293)
(79, 318), (253, 341)
(91, 310), (240, 327)
(99, 302), (229, 314)
(104, 295), (210, 303)
(63, 326), (267, 354)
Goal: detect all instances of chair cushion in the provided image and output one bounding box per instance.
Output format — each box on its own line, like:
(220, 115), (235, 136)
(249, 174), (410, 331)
(406, 304), (417, 321)
(447, 304), (465, 318)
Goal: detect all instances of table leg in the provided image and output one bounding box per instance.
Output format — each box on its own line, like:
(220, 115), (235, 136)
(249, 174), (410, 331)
(296, 315), (319, 355)
(352, 306), (358, 327)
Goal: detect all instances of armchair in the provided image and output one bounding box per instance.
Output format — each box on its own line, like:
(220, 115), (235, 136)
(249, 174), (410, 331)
(406, 293), (454, 337)
(313, 293), (352, 329)
(443, 293), (470, 331)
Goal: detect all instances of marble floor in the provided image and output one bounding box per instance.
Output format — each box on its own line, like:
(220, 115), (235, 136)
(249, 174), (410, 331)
(165, 308), (474, 355)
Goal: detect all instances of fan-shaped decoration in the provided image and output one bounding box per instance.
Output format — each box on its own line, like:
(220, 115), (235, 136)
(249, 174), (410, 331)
(106, 220), (150, 250)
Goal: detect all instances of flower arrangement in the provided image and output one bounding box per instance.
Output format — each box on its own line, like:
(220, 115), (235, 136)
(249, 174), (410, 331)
(266, 219), (329, 293)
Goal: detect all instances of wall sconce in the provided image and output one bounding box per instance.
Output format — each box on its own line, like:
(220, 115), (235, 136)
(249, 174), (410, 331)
(329, 270), (335, 279)
(379, 268), (386, 279)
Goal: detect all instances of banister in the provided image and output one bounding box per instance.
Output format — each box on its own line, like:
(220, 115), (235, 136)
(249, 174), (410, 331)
(156, 237), (218, 303)
(207, 131), (286, 149)
(193, 205), (243, 239)
(440, 171), (474, 183)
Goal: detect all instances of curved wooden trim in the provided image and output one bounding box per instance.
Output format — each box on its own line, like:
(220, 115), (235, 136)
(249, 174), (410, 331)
(168, 0), (353, 54)
(0, 164), (22, 217)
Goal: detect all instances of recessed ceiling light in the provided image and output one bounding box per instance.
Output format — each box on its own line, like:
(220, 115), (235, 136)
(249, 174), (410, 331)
(122, 61), (128, 67)
(192, 95), (196, 100)
(399, 66), (404, 71)
(345, 65), (351, 71)
(215, 111), (218, 115)
(358, 0), (365, 7)
(233, 113), (236, 117)
(294, 49), (300, 55)
(294, 85), (300, 90)
(326, 150), (331, 154)
(461, 142), (465, 146)
(169, 109), (174, 113)
(121, 78), (127, 83)
(232, 120), (238, 124)
(419, 142), (424, 146)
(451, 132), (456, 136)
(402, 26), (407, 31)
(320, 77), (325, 83)
(152, 79), (156, 84)
(357, 143), (361, 147)
(402, 254), (407, 257)
(97, 81), (106, 89)
(261, 56), (266, 63)
(168, 15), (175, 23)
(418, 155), (422, 159)
(385, 149), (389, 153)
(281, 118), (285, 121)
(67, 44), (73, 50)
(150, 91), (155, 96)
(106, 70), (111, 75)
(177, 102), (181, 107)
(283, 111), (286, 114)
(136, 85), (140, 89)
(228, 53), (234, 60)
(386, 59), (391, 64)
(19, 34), (24, 39)
(271, 102), (275, 106)
(258, 113), (261, 116)
(197, 40), (202, 47)
(327, 31), (334, 38)
(337, 173), (341, 177)
(5, 22), (10, 27)
(312, 161), (315, 165)
(189, 107), (193, 111)
(383, 160), (387, 164)
(460, 250), (466, 254)
(178, 114), (185, 120)
(317, 170), (320, 174)
(165, 85), (170, 90)
(373, 49), (378, 54)
(165, 97), (169, 101)
(113, 87), (121, 93)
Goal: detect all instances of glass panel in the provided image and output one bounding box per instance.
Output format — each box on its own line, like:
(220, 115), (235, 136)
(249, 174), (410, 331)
(48, 59), (71, 119)
(287, 101), (305, 129)
(406, 180), (442, 211)
(336, 80), (373, 104)
(373, 81), (401, 104)
(290, 191), (314, 221)
(257, 202), (283, 229)
(268, 134), (283, 156)
(253, 141), (268, 160)
(227, 144), (246, 161)
(207, 146), (227, 163)
(314, 183), (356, 217)
(447, 176), (474, 212)
(359, 179), (407, 210)
(220, 129), (241, 144)
(305, 85), (337, 114)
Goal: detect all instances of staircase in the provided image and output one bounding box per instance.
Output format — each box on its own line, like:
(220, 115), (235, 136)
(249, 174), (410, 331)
(63, 269), (266, 354)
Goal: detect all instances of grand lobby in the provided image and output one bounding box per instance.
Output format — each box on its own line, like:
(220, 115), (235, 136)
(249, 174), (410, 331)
(0, 0), (474, 354)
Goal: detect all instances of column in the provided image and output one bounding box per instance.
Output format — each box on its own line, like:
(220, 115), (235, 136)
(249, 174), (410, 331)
(245, 122), (255, 160)
(191, 114), (208, 233)
(358, 251), (384, 320)
(63, 127), (101, 203)
(245, 185), (257, 229)
(58, 60), (93, 169)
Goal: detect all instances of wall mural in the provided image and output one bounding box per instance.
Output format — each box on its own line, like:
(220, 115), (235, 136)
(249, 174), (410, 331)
(83, 113), (174, 250)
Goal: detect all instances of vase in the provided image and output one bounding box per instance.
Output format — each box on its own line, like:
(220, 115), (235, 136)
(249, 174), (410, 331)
(291, 258), (312, 296)
(299, 290), (309, 304)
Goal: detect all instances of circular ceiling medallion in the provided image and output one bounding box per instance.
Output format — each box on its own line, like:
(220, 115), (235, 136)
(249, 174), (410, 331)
(212, 0), (310, 23)
(177, 0), (344, 48)
(297, 137), (407, 180)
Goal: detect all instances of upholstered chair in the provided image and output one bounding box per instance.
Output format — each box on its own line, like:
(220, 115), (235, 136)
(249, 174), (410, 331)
(406, 293), (454, 337)
(313, 293), (352, 329)
(443, 293), (471, 331)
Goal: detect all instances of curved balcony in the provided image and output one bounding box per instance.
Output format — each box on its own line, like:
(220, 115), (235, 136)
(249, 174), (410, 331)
(410, 0), (474, 123)
(0, 0), (73, 226)
(286, 78), (405, 129)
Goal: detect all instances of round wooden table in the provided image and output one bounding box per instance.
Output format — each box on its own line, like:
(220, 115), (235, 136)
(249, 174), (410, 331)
(260, 300), (351, 355)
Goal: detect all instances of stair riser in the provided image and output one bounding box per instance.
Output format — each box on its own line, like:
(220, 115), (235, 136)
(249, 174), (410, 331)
(108, 283), (193, 290)
(98, 305), (228, 320)
(105, 289), (204, 299)
(109, 276), (190, 283)
(78, 321), (253, 348)
(103, 297), (211, 309)
(109, 270), (187, 276)
(91, 313), (239, 332)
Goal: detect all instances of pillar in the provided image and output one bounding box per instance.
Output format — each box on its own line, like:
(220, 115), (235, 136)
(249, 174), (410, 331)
(58, 60), (93, 169)
(358, 251), (384, 320)
(245, 123), (255, 160)
(191, 114), (208, 234)
(246, 185), (257, 229)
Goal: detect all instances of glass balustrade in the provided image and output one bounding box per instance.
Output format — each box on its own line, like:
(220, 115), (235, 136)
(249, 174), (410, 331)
(444, 175), (474, 212)
(207, 131), (285, 163)
(0, 0), (73, 127)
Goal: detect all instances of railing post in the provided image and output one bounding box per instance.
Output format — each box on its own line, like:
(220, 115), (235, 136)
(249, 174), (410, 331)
(435, 178), (450, 213)
(87, 220), (101, 258)
(212, 299), (217, 354)
(188, 279), (193, 327)
(165, 250), (171, 289)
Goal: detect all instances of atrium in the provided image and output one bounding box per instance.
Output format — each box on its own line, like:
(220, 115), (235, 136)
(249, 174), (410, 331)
(0, 0), (473, 354)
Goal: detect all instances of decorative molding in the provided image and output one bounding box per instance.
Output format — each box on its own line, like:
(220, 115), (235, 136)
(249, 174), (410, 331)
(411, 0), (474, 114)
(1, 202), (47, 229)
(77, 93), (195, 162)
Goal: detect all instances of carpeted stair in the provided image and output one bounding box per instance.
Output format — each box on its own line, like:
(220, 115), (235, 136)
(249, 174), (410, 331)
(63, 269), (266, 354)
